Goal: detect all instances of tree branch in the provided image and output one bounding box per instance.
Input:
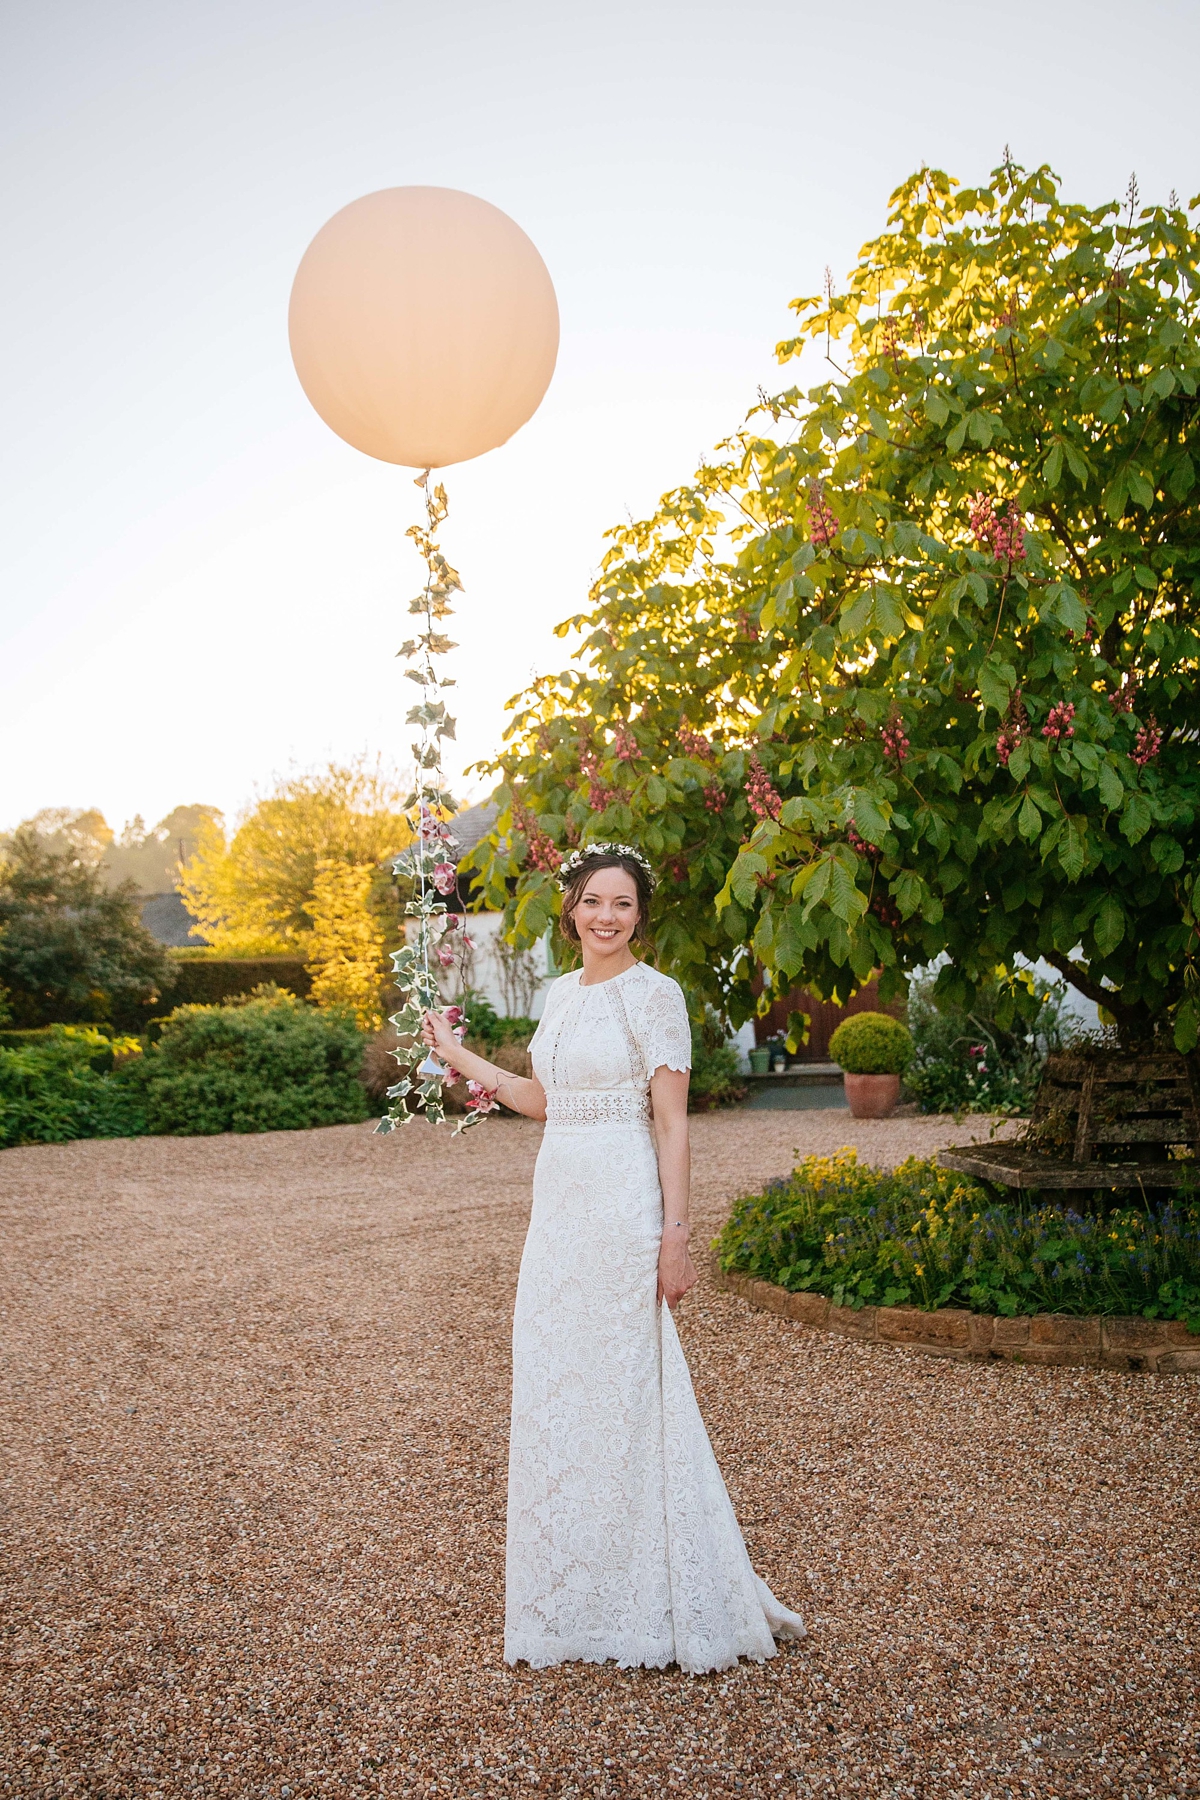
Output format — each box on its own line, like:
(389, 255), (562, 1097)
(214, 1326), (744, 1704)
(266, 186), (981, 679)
(1042, 950), (1145, 1025)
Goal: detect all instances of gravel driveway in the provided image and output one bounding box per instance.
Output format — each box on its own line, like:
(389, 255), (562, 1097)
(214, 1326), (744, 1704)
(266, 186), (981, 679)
(1, 1111), (1196, 1798)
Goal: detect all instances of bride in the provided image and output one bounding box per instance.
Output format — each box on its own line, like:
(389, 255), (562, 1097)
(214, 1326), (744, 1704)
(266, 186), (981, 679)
(420, 842), (805, 1674)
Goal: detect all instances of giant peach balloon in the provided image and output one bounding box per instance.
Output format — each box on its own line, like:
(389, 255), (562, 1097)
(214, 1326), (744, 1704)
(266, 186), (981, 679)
(288, 186), (559, 469)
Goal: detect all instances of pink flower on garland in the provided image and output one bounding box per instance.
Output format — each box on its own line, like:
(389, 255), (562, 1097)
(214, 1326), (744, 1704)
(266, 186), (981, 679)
(432, 861), (457, 895)
(465, 1080), (499, 1117)
(436, 944), (456, 968)
(444, 1006), (465, 1028)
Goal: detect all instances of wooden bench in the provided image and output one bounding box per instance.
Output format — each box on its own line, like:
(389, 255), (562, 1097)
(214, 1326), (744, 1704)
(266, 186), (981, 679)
(939, 1050), (1199, 1197)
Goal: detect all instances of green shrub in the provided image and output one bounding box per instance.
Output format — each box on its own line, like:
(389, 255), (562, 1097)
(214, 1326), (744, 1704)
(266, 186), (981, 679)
(828, 1011), (912, 1075)
(716, 1148), (1200, 1327)
(904, 969), (1073, 1115)
(128, 989), (367, 1135)
(688, 1016), (746, 1111)
(165, 954), (313, 1007)
(0, 1027), (149, 1148)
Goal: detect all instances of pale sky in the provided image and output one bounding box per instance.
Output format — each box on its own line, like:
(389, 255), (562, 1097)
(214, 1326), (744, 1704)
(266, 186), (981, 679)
(2, 0), (1198, 836)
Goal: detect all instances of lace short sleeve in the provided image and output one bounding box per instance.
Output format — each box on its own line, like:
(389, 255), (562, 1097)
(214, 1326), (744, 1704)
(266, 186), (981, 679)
(636, 973), (692, 1076)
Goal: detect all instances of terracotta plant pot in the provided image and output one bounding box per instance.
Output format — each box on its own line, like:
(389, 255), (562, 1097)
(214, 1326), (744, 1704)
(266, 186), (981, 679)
(842, 1072), (901, 1119)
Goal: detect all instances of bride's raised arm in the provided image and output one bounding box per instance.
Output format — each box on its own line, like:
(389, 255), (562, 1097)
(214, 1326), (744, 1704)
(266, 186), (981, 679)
(421, 1007), (548, 1121)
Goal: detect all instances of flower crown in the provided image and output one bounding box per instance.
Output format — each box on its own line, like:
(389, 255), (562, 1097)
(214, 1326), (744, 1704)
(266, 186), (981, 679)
(555, 841), (656, 890)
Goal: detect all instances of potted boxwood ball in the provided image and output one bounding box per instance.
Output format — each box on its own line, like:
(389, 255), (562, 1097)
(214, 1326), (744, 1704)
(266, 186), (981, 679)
(828, 1012), (913, 1119)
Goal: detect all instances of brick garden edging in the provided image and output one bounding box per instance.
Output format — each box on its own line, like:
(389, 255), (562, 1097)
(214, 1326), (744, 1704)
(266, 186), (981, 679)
(715, 1269), (1200, 1374)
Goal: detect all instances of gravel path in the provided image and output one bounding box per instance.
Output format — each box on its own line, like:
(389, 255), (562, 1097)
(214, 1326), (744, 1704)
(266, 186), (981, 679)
(1, 1111), (1197, 1799)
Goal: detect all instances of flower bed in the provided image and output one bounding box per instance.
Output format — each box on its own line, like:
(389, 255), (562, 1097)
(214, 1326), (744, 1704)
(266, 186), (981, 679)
(714, 1149), (1200, 1331)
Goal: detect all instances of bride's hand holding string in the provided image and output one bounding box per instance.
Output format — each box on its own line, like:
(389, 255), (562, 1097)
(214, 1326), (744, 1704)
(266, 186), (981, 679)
(420, 1007), (550, 1124)
(420, 1007), (462, 1066)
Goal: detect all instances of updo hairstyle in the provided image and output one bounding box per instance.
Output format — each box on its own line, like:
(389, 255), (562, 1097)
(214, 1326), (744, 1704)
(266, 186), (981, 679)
(558, 851), (654, 946)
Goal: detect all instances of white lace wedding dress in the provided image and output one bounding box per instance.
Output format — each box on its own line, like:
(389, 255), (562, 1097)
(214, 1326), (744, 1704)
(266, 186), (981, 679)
(505, 959), (806, 1674)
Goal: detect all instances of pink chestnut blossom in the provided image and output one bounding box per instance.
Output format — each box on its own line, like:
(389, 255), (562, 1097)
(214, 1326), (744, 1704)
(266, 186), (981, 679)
(1042, 701), (1075, 745)
(1133, 718), (1163, 767)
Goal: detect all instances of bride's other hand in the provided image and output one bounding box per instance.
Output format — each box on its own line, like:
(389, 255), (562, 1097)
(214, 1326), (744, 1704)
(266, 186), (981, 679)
(657, 1237), (698, 1311)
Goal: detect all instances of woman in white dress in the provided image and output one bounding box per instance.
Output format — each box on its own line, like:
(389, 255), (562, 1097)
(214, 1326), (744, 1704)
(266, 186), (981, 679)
(420, 843), (805, 1674)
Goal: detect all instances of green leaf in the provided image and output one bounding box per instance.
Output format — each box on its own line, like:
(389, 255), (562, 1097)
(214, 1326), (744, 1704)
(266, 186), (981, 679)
(1151, 833), (1185, 875)
(1043, 441), (1063, 489)
(924, 389), (949, 425)
(892, 871), (921, 919)
(1168, 451), (1195, 499)
(1094, 895), (1125, 956)
(1120, 792), (1152, 844)
(800, 858), (832, 914)
(1007, 739), (1031, 781)
(839, 592), (874, 640)
(851, 792), (892, 845)
(979, 656), (1017, 715)
(1018, 793), (1042, 841)
(1102, 475), (1128, 521)
(873, 589), (907, 638)
(946, 414), (969, 454)
(1175, 999), (1200, 1055)
(1097, 760), (1124, 811)
(1059, 818), (1087, 881)
(730, 851), (768, 906)
(827, 860), (868, 925)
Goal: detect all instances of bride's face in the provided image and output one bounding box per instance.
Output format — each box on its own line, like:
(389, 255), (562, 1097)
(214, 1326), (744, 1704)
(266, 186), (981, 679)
(572, 867), (640, 957)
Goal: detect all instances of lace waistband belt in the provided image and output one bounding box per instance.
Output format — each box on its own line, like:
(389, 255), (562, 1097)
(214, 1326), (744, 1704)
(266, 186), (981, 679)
(545, 1090), (651, 1128)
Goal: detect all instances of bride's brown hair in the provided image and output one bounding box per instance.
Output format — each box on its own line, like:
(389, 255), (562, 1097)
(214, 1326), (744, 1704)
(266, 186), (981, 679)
(559, 851), (654, 946)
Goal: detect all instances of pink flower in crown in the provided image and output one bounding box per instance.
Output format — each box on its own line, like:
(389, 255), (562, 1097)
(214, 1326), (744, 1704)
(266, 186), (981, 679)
(432, 862), (457, 895)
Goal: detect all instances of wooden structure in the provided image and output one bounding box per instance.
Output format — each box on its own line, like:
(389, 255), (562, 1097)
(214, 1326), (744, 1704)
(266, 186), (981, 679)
(754, 975), (906, 1062)
(940, 1050), (1200, 1196)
